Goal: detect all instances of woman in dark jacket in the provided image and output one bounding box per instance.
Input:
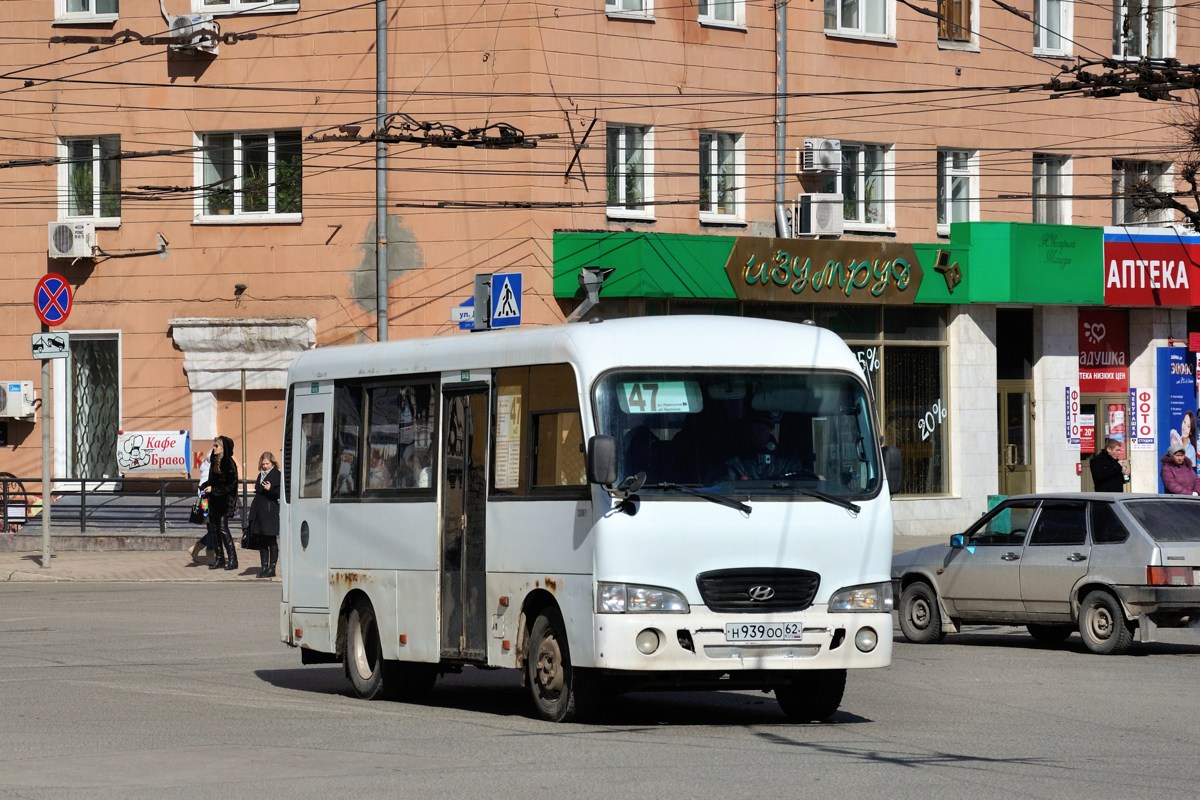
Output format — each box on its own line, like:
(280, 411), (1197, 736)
(1161, 442), (1200, 495)
(250, 451), (281, 578)
(200, 435), (239, 571)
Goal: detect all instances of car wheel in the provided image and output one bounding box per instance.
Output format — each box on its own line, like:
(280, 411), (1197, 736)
(1078, 590), (1134, 655)
(775, 669), (847, 722)
(1026, 624), (1072, 645)
(899, 582), (946, 644)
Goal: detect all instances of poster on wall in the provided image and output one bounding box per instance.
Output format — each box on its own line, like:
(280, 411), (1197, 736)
(1079, 414), (1095, 454)
(1129, 387), (1156, 451)
(1156, 347), (1196, 491)
(1065, 386), (1081, 448)
(116, 431), (192, 476)
(1078, 309), (1129, 393)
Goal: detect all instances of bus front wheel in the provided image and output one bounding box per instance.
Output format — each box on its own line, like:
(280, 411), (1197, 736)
(527, 609), (595, 723)
(775, 669), (847, 722)
(346, 602), (386, 700)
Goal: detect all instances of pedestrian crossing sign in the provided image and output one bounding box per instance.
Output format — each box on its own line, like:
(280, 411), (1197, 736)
(490, 272), (522, 328)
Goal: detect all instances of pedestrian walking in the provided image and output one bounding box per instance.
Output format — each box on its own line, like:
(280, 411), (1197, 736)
(248, 451), (281, 578)
(200, 435), (239, 571)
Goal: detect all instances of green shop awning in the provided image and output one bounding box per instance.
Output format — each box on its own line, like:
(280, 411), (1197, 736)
(554, 232), (738, 300)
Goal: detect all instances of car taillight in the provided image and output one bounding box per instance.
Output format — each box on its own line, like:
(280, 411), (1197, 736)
(1146, 566), (1195, 586)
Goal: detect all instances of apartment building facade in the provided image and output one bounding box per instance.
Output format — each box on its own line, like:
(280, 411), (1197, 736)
(0, 0), (1196, 534)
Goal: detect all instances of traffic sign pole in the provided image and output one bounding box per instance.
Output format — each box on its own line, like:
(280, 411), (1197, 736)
(41, 325), (52, 569)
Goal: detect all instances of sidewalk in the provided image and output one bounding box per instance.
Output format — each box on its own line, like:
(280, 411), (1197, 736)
(0, 535), (948, 583)
(0, 546), (271, 582)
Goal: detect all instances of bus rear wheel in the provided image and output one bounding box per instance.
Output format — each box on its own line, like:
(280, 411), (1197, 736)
(775, 669), (847, 722)
(346, 602), (386, 700)
(527, 609), (595, 723)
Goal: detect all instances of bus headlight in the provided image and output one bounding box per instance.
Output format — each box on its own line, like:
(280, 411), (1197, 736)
(828, 582), (893, 613)
(597, 583), (689, 614)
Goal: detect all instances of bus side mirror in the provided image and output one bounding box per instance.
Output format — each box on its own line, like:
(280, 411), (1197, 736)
(587, 435), (617, 486)
(882, 445), (902, 492)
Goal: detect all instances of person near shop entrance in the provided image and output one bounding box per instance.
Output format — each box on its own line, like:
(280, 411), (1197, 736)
(1089, 438), (1129, 492)
(1161, 440), (1200, 495)
(200, 435), (240, 571)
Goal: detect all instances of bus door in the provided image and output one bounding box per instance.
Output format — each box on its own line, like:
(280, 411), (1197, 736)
(439, 385), (489, 661)
(288, 385), (333, 612)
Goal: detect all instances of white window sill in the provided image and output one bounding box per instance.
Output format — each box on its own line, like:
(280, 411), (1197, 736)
(699, 214), (746, 227)
(824, 30), (895, 46)
(937, 40), (978, 53)
(1033, 48), (1072, 59)
(194, 213), (302, 225)
(606, 11), (655, 22)
(199, 3), (299, 15)
(53, 15), (119, 25)
(699, 19), (746, 32)
(607, 209), (656, 222)
(844, 223), (894, 236)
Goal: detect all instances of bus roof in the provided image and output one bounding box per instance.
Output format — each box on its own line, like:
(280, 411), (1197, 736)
(286, 315), (863, 384)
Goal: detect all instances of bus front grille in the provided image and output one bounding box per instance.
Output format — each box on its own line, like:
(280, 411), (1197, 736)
(696, 568), (820, 612)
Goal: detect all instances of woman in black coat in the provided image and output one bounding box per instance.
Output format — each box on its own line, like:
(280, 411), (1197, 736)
(250, 451), (281, 578)
(200, 435), (239, 571)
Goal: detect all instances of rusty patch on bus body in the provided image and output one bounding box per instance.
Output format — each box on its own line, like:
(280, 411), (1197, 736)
(544, 577), (557, 592)
(331, 571), (369, 588)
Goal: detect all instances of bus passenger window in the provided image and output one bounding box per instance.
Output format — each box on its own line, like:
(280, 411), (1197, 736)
(533, 411), (585, 487)
(300, 413), (325, 499)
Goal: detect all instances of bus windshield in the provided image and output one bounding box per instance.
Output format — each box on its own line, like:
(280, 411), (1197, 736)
(595, 370), (880, 497)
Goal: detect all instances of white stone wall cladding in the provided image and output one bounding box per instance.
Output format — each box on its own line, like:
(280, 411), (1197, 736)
(1033, 306), (1080, 494)
(1128, 308), (1184, 492)
(169, 317), (317, 391)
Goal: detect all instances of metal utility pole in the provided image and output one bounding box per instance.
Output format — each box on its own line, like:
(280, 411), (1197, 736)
(376, 0), (389, 341)
(774, 0), (789, 238)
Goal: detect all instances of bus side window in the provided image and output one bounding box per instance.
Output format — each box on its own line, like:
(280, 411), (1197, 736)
(533, 411), (585, 487)
(300, 413), (325, 499)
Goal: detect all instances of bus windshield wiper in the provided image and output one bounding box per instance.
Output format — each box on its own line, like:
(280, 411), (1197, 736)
(769, 483), (861, 514)
(646, 482), (752, 514)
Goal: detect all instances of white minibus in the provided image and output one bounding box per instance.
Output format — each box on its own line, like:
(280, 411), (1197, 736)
(280, 315), (899, 722)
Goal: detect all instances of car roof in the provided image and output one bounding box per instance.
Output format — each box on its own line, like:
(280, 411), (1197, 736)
(999, 492), (1200, 503)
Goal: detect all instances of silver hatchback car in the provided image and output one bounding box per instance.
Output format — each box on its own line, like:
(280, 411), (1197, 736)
(892, 493), (1200, 655)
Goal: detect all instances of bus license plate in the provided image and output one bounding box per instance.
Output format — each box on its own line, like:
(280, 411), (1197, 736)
(724, 622), (802, 642)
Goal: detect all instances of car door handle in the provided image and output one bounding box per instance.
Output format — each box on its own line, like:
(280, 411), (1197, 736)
(1067, 553), (1087, 562)
(1001, 552), (1020, 561)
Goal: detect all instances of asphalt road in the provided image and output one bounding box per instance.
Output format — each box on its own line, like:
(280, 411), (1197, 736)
(1, 582), (1198, 800)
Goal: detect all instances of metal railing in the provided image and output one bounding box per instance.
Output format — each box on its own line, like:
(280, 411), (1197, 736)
(1, 473), (250, 535)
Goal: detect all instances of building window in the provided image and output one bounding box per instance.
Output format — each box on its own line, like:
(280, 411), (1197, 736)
(936, 149), (977, 233)
(1112, 159), (1171, 225)
(699, 131), (742, 221)
(1033, 154), (1071, 225)
(1034, 0), (1070, 55)
(824, 0), (889, 37)
(198, 130), (302, 219)
(55, 0), (118, 21)
(938, 0), (972, 43)
(60, 136), (121, 223)
(197, 0), (299, 13)
(606, 0), (651, 17)
(699, 0), (742, 26)
(1113, 0), (1173, 59)
(607, 124), (653, 219)
(841, 143), (888, 227)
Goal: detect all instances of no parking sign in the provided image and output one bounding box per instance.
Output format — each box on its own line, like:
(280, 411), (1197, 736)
(34, 273), (72, 327)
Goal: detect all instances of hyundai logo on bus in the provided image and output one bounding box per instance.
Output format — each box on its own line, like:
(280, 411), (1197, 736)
(747, 585), (776, 601)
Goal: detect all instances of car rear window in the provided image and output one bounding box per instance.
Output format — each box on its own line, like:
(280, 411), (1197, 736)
(1123, 500), (1200, 542)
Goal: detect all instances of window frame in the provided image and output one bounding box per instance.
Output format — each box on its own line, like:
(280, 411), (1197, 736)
(1112, 0), (1175, 60)
(1034, 0), (1072, 56)
(605, 0), (653, 20)
(840, 142), (891, 230)
(58, 135), (122, 227)
(1112, 159), (1172, 226)
(195, 129), (303, 223)
(698, 0), (745, 28)
(1032, 153), (1072, 225)
(937, 0), (977, 49)
(195, 0), (300, 14)
(606, 124), (654, 221)
(699, 130), (744, 223)
(824, 0), (893, 40)
(54, 0), (119, 24)
(936, 148), (979, 236)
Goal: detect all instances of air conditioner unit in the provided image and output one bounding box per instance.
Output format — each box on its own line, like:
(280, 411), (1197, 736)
(0, 381), (36, 420)
(47, 220), (96, 260)
(796, 193), (845, 237)
(799, 138), (842, 176)
(168, 14), (219, 54)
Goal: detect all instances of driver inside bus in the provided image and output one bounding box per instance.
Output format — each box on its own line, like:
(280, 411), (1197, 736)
(711, 415), (815, 482)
